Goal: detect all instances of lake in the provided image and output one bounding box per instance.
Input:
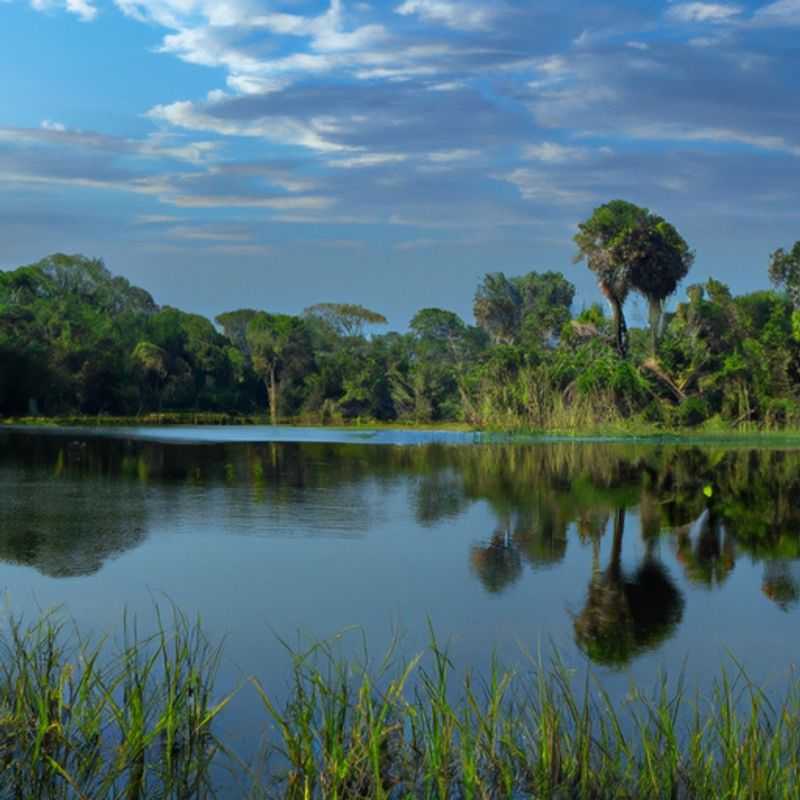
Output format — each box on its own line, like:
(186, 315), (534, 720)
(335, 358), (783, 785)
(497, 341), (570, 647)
(2, 425), (799, 777)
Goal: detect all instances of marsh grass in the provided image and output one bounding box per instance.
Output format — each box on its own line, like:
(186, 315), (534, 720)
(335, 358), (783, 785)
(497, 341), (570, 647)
(2, 612), (800, 798)
(0, 608), (232, 799)
(251, 635), (800, 800)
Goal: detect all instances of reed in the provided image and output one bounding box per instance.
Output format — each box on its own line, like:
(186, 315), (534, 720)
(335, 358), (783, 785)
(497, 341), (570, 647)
(0, 608), (232, 799)
(2, 610), (800, 798)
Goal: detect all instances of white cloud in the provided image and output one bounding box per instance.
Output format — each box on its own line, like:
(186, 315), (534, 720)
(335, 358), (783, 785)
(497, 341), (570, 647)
(624, 123), (800, 155)
(31, 0), (97, 21)
(498, 168), (594, 204)
(395, 0), (497, 31)
(752, 0), (800, 26)
(666, 3), (742, 23)
(66, 0), (97, 20)
(329, 153), (408, 168)
(427, 148), (478, 162)
(523, 142), (588, 163)
(147, 98), (354, 153)
(5, 124), (219, 165)
(135, 214), (184, 224)
(168, 225), (252, 241)
(169, 194), (334, 209)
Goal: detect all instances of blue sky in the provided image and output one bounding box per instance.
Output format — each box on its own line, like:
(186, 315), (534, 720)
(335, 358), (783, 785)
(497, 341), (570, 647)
(1, 0), (799, 327)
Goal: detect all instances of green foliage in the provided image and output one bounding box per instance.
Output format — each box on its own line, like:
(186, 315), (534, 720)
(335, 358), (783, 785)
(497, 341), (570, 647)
(473, 272), (522, 345)
(675, 396), (710, 427)
(473, 270), (575, 350)
(245, 312), (313, 422)
(768, 240), (800, 309)
(304, 302), (387, 338)
(5, 607), (800, 799)
(575, 200), (693, 356)
(3, 235), (800, 432)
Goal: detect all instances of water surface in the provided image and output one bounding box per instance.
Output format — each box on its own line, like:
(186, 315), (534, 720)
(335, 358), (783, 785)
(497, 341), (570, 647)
(2, 425), (799, 765)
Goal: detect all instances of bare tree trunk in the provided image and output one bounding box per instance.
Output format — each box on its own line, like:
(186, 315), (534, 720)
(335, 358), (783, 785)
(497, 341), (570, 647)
(268, 364), (278, 425)
(648, 296), (663, 355)
(608, 296), (628, 358)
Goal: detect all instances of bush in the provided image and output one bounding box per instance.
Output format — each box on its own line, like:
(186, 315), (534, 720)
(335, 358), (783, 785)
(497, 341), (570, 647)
(675, 396), (710, 427)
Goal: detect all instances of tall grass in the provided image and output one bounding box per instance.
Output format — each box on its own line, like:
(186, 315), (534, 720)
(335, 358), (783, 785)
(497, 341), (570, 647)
(0, 608), (232, 799)
(2, 610), (800, 798)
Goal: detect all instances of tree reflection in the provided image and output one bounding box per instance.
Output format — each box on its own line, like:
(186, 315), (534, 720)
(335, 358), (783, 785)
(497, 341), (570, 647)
(3, 428), (800, 645)
(470, 526), (523, 594)
(762, 561), (800, 611)
(674, 509), (736, 589)
(574, 509), (684, 668)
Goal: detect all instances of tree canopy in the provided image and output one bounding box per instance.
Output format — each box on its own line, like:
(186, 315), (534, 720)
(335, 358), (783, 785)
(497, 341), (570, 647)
(2, 219), (799, 434)
(574, 200), (693, 357)
(304, 303), (387, 338)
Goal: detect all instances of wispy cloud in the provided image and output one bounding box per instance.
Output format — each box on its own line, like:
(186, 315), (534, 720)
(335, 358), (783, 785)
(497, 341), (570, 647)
(752, 0), (800, 27)
(31, 0), (98, 21)
(394, 0), (499, 31)
(665, 3), (742, 23)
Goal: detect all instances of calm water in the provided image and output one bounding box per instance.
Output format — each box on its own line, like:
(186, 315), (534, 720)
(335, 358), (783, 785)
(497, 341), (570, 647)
(2, 425), (800, 762)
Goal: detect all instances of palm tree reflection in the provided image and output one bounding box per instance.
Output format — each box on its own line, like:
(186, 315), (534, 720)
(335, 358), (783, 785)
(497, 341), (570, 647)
(574, 509), (685, 668)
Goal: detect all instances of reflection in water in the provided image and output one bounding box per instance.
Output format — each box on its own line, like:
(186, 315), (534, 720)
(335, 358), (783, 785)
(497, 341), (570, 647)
(573, 509), (684, 668)
(673, 509), (736, 589)
(470, 527), (523, 594)
(2, 429), (800, 665)
(762, 561), (800, 611)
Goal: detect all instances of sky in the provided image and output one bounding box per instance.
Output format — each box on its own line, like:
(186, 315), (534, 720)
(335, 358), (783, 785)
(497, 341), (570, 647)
(1, 0), (799, 328)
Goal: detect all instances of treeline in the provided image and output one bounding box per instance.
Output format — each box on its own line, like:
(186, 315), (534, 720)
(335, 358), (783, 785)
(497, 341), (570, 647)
(2, 199), (800, 429)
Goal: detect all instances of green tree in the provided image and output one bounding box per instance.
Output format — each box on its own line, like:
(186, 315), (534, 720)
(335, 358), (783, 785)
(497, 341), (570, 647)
(131, 341), (168, 410)
(215, 309), (259, 355)
(304, 303), (387, 338)
(473, 273), (523, 345)
(574, 200), (644, 358)
(514, 271), (575, 348)
(246, 313), (311, 423)
(624, 217), (694, 353)
(768, 241), (800, 309)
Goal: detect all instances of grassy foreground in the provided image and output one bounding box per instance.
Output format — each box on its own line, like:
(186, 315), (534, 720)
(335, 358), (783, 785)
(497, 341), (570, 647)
(2, 611), (800, 799)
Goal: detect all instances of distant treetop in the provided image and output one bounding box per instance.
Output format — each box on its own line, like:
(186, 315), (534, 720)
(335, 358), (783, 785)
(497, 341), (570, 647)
(304, 303), (387, 338)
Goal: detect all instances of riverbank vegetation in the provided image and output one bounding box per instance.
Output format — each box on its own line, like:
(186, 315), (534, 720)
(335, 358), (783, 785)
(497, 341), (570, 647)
(2, 608), (800, 799)
(3, 200), (800, 432)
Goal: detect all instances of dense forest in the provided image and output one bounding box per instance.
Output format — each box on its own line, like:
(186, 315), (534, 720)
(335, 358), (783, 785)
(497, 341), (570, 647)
(2, 199), (800, 430)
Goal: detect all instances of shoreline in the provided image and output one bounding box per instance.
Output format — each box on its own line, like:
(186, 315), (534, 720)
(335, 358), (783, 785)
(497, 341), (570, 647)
(6, 414), (800, 445)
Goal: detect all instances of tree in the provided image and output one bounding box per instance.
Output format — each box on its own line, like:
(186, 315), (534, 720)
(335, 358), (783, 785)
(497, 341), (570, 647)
(408, 308), (484, 419)
(768, 241), (800, 309)
(245, 313), (310, 424)
(574, 201), (645, 357)
(574, 200), (690, 357)
(625, 216), (694, 353)
(131, 341), (168, 410)
(215, 309), (259, 355)
(303, 303), (387, 338)
(514, 271), (575, 348)
(409, 308), (468, 348)
(473, 273), (522, 345)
